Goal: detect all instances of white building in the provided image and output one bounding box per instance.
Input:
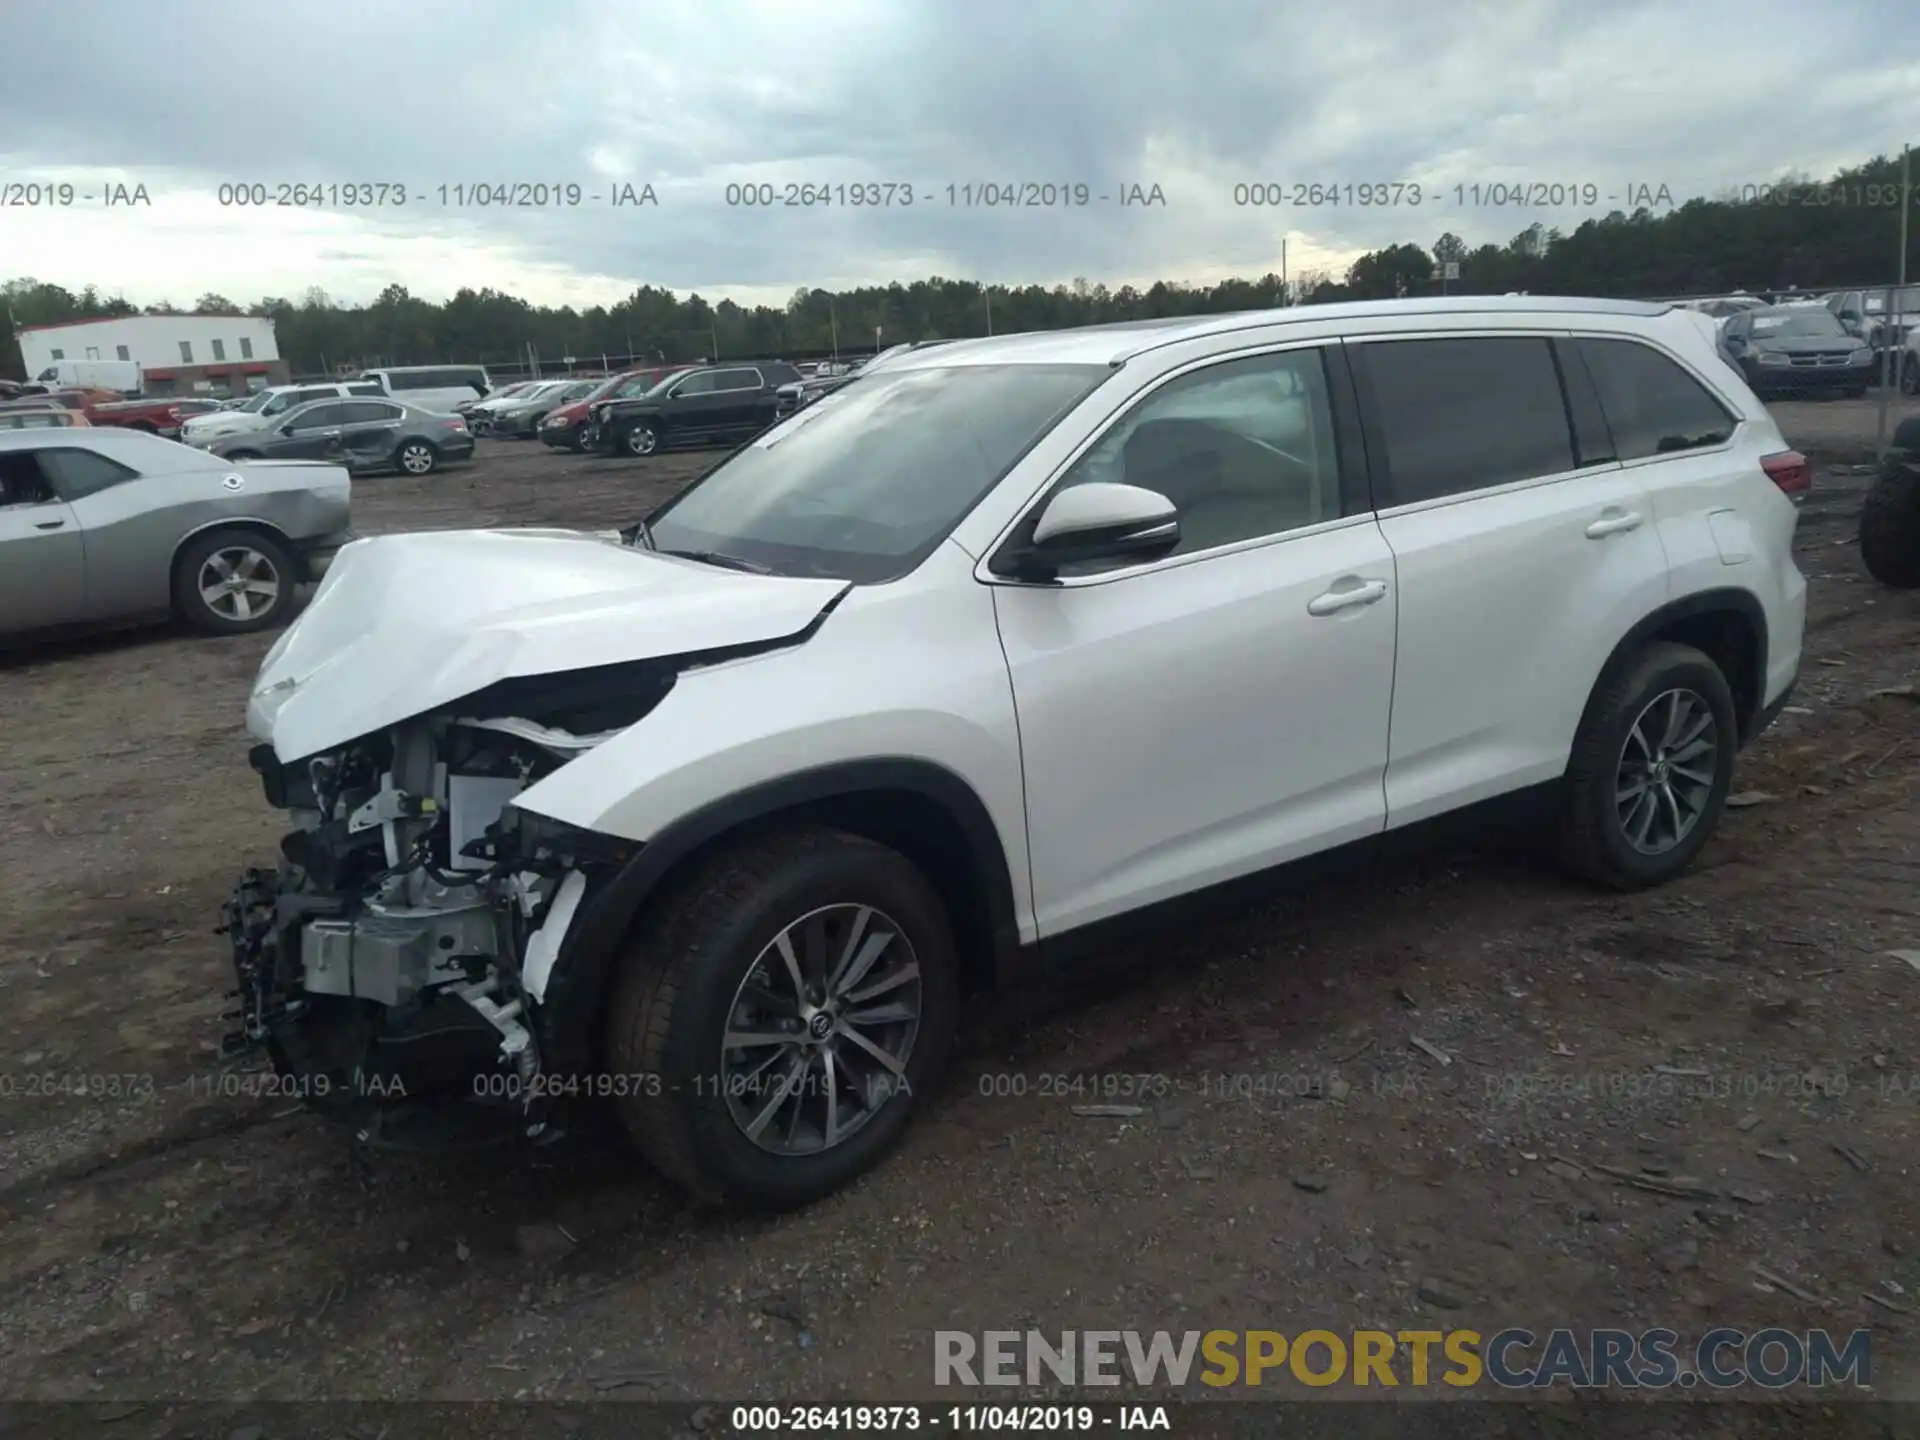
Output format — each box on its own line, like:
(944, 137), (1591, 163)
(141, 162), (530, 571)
(16, 314), (290, 396)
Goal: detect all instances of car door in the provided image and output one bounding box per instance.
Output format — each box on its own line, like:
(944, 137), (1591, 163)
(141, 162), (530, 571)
(709, 367), (769, 435)
(268, 402), (348, 458)
(29, 442), (172, 621)
(336, 400), (405, 468)
(0, 447), (86, 632)
(1348, 332), (1672, 829)
(661, 370), (720, 440)
(987, 343), (1398, 937)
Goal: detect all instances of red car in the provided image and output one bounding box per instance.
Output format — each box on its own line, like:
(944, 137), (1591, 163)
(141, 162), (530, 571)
(2, 387), (211, 437)
(538, 366), (688, 452)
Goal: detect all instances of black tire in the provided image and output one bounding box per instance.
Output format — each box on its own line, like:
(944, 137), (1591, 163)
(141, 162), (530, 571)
(394, 439), (439, 476)
(604, 826), (959, 1209)
(1844, 386), (1869, 399)
(621, 421), (660, 457)
(1902, 355), (1919, 396)
(1860, 465), (1920, 589)
(173, 527), (298, 635)
(1556, 642), (1738, 890)
(224, 449), (263, 461)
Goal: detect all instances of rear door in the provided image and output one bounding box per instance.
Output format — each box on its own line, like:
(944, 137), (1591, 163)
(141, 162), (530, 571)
(0, 448), (87, 632)
(707, 367), (768, 435)
(337, 400), (406, 468)
(1349, 332), (1672, 828)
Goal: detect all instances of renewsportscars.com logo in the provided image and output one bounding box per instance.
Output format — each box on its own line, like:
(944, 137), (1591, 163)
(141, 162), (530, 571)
(934, 1328), (1872, 1390)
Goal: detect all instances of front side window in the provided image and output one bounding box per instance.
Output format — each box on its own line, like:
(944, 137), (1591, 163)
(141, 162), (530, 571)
(648, 363), (1106, 583)
(1357, 336), (1576, 506)
(670, 371), (717, 397)
(1045, 347), (1344, 562)
(1576, 337), (1735, 460)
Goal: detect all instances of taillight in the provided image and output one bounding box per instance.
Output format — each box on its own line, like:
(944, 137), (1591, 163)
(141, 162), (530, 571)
(443, 418), (465, 430)
(1761, 450), (1811, 495)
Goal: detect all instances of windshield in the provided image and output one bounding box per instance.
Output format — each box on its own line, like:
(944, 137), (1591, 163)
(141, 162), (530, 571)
(645, 363), (1109, 583)
(237, 391), (274, 412)
(1751, 310), (1848, 339)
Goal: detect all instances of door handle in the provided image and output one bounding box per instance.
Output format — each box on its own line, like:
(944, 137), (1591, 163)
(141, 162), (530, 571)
(35, 518), (66, 530)
(1586, 510), (1644, 538)
(1307, 578), (1389, 616)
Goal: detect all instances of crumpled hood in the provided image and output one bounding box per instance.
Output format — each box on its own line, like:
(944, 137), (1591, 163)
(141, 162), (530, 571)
(249, 528), (849, 761)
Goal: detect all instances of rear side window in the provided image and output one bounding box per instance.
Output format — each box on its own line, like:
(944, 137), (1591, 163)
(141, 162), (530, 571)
(36, 446), (141, 501)
(710, 368), (763, 392)
(285, 403), (346, 431)
(1575, 338), (1735, 460)
(1357, 336), (1575, 506)
(340, 401), (401, 424)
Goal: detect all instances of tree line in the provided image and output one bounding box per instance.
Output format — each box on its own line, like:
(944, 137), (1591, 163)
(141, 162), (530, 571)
(5, 152), (1913, 381)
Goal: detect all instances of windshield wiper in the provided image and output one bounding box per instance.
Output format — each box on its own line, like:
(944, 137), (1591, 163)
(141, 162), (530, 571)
(658, 547), (773, 575)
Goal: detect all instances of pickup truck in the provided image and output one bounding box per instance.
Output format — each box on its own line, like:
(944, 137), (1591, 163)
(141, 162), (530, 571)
(0, 388), (217, 438)
(584, 360), (801, 457)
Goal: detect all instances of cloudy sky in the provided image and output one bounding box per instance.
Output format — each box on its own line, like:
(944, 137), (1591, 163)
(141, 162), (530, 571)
(4, 0), (1917, 311)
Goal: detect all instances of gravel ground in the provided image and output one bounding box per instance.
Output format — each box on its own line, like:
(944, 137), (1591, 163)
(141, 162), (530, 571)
(0, 409), (1917, 1421)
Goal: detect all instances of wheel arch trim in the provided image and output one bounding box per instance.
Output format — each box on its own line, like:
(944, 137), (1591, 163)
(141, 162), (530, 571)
(1582, 587), (1770, 745)
(534, 757), (1022, 1076)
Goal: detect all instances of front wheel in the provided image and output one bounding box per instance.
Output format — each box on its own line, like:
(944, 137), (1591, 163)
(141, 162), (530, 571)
(622, 422), (660, 457)
(604, 826), (959, 1209)
(174, 528), (298, 635)
(1556, 642), (1737, 890)
(395, 439), (438, 475)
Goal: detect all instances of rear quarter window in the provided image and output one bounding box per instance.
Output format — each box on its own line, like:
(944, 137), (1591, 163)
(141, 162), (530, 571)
(1574, 337), (1736, 460)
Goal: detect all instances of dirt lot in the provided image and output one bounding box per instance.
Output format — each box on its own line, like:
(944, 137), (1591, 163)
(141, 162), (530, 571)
(1, 404), (1918, 1420)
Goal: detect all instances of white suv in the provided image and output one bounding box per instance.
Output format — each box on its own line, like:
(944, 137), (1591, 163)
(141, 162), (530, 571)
(224, 296), (1807, 1206)
(181, 381), (385, 446)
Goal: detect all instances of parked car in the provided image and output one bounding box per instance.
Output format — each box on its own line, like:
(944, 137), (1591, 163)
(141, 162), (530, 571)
(775, 343), (946, 415)
(222, 295), (1805, 1207)
(584, 361), (803, 456)
(206, 397), (473, 476)
(473, 379), (600, 438)
(540, 368), (690, 451)
(1825, 286), (1920, 352)
(0, 388), (201, 437)
(0, 428), (352, 641)
(356, 366), (492, 416)
(1860, 411), (1920, 588)
(181, 382), (388, 446)
(0, 405), (90, 430)
(459, 381), (545, 426)
(1718, 306), (1877, 397)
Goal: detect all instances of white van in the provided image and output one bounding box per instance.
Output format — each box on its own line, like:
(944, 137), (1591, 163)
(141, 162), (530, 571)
(357, 365), (492, 415)
(35, 359), (143, 394)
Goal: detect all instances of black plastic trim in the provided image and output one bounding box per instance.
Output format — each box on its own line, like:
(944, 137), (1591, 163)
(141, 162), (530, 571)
(535, 757), (1023, 1077)
(1590, 587), (1773, 744)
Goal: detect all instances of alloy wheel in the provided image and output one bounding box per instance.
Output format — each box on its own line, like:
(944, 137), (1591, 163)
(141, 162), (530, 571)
(719, 903), (923, 1156)
(625, 426), (658, 456)
(197, 545), (282, 624)
(399, 442), (435, 474)
(1614, 687), (1719, 855)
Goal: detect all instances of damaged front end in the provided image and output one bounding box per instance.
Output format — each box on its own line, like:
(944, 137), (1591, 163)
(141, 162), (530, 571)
(219, 685), (652, 1148)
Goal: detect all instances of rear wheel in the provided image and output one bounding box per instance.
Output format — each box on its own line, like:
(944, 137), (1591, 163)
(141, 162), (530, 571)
(604, 826), (959, 1209)
(1556, 642), (1737, 890)
(1861, 465), (1920, 589)
(396, 439), (438, 475)
(174, 528), (297, 635)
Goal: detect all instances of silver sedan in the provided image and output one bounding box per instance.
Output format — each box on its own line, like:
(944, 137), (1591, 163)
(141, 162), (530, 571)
(0, 428), (353, 642)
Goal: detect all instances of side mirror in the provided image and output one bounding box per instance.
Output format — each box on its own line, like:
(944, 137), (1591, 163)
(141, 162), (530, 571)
(1000, 482), (1180, 581)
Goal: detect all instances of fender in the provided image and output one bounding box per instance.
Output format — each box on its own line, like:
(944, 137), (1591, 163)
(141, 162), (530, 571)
(1584, 586), (1771, 742)
(535, 757), (1023, 1076)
